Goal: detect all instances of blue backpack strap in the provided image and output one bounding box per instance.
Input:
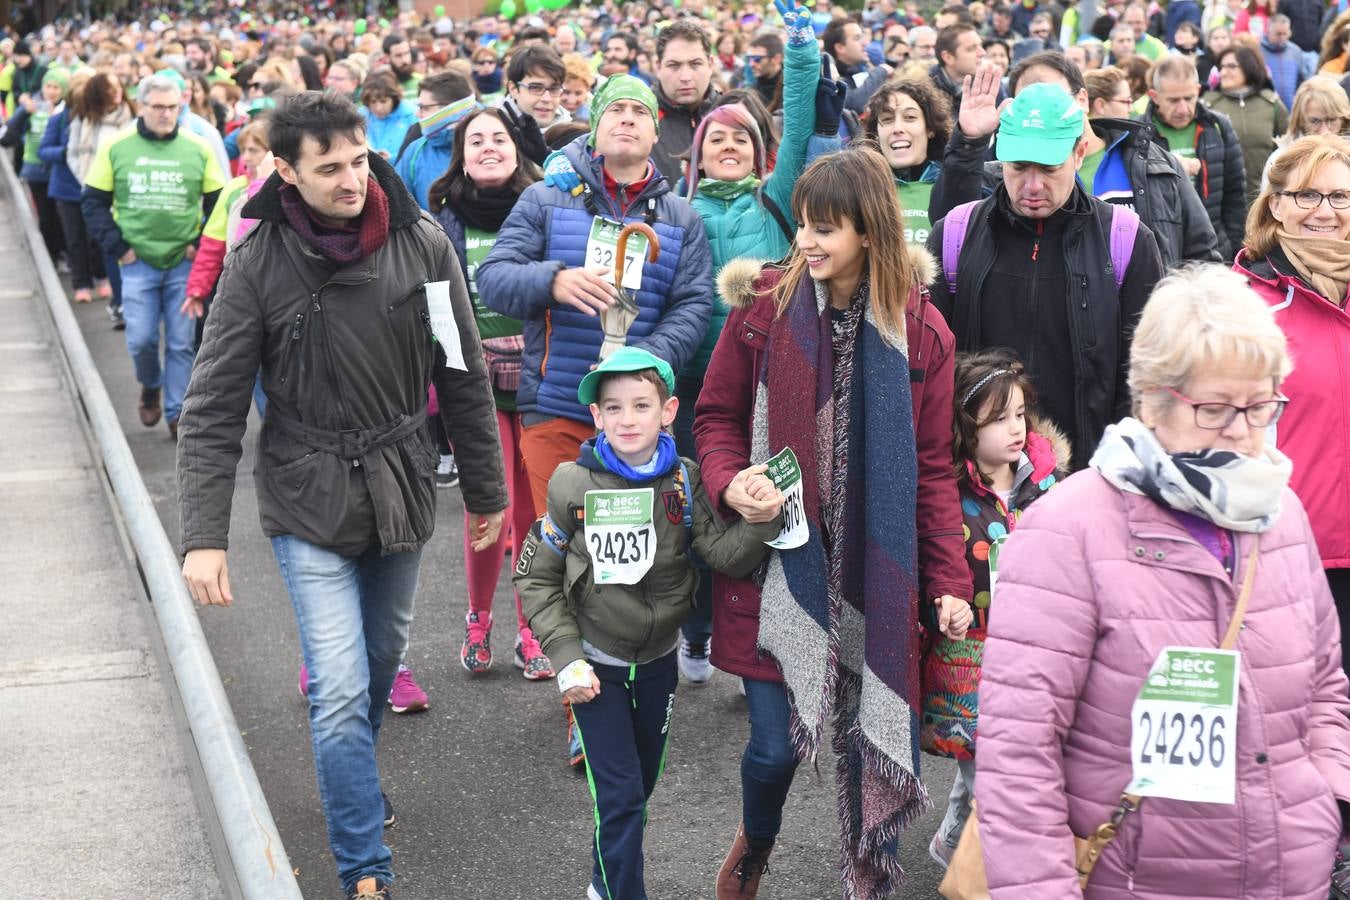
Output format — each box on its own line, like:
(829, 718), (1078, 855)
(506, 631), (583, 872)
(675, 460), (693, 534)
(942, 201), (979, 296)
(1107, 204), (1140, 292)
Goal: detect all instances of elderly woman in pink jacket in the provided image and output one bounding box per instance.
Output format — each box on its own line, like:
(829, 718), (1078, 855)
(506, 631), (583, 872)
(973, 264), (1350, 898)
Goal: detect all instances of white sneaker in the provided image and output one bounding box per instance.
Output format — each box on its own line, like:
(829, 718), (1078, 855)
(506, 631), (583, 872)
(678, 637), (713, 684)
(435, 453), (459, 488)
(928, 830), (955, 869)
(586, 884), (604, 900)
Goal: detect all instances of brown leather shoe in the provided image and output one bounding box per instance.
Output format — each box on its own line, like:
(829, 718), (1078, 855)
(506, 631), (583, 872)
(138, 387), (162, 427)
(168, 418), (179, 441)
(715, 824), (774, 899)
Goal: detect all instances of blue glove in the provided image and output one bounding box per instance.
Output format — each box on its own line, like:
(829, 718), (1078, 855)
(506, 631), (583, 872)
(542, 150), (582, 196)
(814, 60), (848, 136)
(775, 0), (815, 47)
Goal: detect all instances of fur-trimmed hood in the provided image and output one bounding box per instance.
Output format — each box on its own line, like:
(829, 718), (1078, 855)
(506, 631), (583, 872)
(1026, 414), (1073, 479)
(716, 245), (939, 311)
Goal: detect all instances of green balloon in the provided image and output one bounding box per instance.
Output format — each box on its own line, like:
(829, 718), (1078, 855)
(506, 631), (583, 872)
(524, 0), (543, 13)
(542, 0), (571, 10)
(354, 18), (367, 35)
(435, 4), (446, 15)
(499, 0), (518, 18)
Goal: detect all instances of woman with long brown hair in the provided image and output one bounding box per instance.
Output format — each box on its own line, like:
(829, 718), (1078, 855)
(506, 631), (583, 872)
(426, 107), (553, 680)
(694, 145), (973, 899)
(66, 70), (134, 327)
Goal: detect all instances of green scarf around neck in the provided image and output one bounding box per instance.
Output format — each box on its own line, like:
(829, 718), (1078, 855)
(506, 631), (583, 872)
(696, 174), (762, 201)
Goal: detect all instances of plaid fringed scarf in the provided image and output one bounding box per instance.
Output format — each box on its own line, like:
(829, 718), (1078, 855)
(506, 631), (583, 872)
(753, 272), (929, 899)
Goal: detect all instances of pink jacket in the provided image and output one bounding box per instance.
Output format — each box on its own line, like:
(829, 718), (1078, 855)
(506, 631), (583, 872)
(975, 469), (1350, 899)
(1235, 250), (1350, 569)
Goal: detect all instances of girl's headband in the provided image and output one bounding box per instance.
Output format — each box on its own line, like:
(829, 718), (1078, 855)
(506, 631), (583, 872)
(961, 369), (1013, 408)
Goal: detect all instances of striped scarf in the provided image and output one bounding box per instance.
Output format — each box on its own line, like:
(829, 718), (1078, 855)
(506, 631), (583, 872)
(753, 272), (927, 899)
(419, 94), (480, 139)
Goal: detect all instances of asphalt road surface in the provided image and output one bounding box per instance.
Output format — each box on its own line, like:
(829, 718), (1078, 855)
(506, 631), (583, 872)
(73, 296), (958, 899)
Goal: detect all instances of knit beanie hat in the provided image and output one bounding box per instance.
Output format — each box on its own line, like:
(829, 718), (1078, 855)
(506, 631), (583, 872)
(42, 68), (70, 97)
(685, 103), (767, 200)
(13, 40), (32, 58)
(589, 74), (659, 148)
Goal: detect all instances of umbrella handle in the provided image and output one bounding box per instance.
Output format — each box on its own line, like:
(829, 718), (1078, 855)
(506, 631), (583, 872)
(614, 222), (661, 290)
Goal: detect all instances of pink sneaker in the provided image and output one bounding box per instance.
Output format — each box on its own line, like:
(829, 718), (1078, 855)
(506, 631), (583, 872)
(461, 612), (493, 674)
(514, 628), (555, 681)
(298, 663), (309, 697)
(388, 664), (429, 713)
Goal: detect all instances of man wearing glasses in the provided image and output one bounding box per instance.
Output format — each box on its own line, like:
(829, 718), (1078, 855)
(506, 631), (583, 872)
(395, 70), (481, 211)
(504, 44), (570, 131)
(81, 73), (225, 440)
(1144, 55), (1247, 259)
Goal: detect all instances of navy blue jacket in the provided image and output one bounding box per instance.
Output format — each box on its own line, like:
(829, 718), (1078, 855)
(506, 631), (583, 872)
(37, 107), (81, 202)
(477, 135), (713, 425)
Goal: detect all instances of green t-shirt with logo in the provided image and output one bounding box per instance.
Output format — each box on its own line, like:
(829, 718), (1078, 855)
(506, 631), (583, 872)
(22, 105), (52, 168)
(85, 127), (226, 270)
(1153, 119), (1198, 158)
(465, 226), (522, 411)
(897, 180), (934, 246)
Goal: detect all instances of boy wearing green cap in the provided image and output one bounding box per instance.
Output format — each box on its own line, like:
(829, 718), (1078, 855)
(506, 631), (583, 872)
(515, 346), (782, 900)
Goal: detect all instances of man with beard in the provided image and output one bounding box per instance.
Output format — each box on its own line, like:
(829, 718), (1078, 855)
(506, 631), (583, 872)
(185, 38), (229, 84)
(383, 33), (421, 101)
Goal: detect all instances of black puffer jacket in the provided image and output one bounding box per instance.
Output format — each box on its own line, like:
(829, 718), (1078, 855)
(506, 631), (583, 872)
(177, 154), (507, 557)
(928, 117), (1220, 269)
(651, 84), (720, 183)
(925, 185), (1165, 470)
(1141, 101), (1247, 261)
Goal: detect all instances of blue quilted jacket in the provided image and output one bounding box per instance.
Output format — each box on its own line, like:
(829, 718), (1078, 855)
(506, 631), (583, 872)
(477, 135), (713, 424)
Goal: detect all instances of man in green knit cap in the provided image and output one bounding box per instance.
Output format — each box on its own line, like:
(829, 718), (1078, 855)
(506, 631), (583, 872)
(478, 70), (714, 766)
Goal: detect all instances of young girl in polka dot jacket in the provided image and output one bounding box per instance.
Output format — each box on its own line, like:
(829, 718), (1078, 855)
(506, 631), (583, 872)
(920, 348), (1072, 867)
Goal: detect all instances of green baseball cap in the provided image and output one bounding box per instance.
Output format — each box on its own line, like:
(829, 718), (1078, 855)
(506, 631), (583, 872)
(995, 82), (1085, 167)
(577, 347), (676, 406)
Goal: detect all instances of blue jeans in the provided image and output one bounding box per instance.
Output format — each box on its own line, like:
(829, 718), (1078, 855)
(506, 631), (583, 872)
(271, 535), (423, 892)
(740, 678), (801, 841)
(119, 257), (194, 422)
(673, 375), (712, 647)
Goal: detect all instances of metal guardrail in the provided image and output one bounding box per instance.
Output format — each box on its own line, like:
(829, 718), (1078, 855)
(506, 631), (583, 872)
(0, 154), (302, 899)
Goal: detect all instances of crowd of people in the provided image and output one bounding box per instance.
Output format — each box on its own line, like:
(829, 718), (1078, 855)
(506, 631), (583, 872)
(6, 0), (1350, 898)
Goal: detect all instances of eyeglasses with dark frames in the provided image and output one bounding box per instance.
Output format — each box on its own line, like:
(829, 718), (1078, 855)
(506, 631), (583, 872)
(1275, 189), (1350, 209)
(1164, 387), (1288, 430)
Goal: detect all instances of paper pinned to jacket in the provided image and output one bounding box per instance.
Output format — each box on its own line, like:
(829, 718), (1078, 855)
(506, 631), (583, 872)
(425, 280), (467, 371)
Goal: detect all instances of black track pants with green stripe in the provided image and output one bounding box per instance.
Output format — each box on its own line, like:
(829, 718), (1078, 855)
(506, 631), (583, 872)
(572, 649), (678, 900)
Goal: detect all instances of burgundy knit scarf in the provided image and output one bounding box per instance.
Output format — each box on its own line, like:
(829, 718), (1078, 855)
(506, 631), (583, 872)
(279, 177), (391, 264)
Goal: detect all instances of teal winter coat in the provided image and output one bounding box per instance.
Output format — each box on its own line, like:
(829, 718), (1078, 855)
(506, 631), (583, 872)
(685, 37), (825, 378)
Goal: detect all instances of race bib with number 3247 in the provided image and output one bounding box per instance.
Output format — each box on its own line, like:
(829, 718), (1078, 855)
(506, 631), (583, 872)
(586, 218), (647, 292)
(763, 447), (807, 550)
(584, 488), (656, 585)
(1128, 647), (1240, 804)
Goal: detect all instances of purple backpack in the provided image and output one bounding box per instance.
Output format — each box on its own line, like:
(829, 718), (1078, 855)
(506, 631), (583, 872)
(941, 200), (1140, 294)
